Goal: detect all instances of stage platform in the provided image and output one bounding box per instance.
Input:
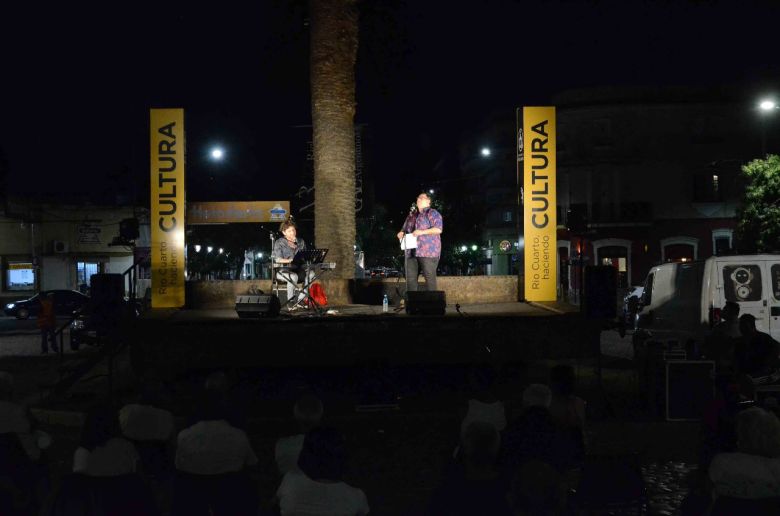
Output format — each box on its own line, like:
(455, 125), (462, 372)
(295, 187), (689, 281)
(129, 301), (598, 378)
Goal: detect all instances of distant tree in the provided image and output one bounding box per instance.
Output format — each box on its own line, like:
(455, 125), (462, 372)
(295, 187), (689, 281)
(735, 155), (780, 253)
(310, 0), (359, 279)
(356, 203), (399, 268)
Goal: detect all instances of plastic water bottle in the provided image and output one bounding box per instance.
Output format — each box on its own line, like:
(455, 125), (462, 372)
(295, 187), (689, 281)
(382, 294), (389, 313)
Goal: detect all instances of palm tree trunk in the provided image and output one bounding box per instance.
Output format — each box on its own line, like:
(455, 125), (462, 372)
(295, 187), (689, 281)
(310, 0), (359, 280)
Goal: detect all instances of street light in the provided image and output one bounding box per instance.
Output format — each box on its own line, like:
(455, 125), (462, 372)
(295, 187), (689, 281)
(194, 244), (201, 253)
(218, 248), (224, 254)
(207, 246), (213, 253)
(471, 244), (478, 251)
(759, 99), (778, 112)
(481, 147), (491, 157)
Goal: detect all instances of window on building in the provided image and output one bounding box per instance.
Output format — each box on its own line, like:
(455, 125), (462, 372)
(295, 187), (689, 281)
(503, 211), (513, 222)
(693, 172), (723, 202)
(77, 262), (101, 287)
(6, 263), (35, 291)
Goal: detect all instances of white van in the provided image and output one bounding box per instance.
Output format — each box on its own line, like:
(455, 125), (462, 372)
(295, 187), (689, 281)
(635, 254), (780, 347)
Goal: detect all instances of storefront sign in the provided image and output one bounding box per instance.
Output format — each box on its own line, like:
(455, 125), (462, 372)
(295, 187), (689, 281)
(187, 201), (290, 224)
(523, 107), (557, 301)
(150, 109), (186, 308)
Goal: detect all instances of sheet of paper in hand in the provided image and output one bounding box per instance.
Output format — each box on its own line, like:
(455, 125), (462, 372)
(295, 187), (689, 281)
(401, 233), (417, 250)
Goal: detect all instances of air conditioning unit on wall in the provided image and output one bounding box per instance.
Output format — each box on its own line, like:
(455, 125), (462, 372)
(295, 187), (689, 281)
(52, 240), (68, 254)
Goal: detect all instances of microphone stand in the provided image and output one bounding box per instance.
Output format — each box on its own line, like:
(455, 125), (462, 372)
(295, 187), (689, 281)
(396, 209), (416, 312)
(259, 225), (277, 280)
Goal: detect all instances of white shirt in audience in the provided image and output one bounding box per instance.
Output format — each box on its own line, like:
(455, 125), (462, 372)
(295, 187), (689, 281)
(0, 400), (43, 461)
(73, 437), (139, 476)
(275, 433), (305, 475)
(119, 403), (174, 442)
(277, 471), (370, 516)
(709, 452), (780, 499)
(175, 419), (258, 475)
(460, 399), (506, 437)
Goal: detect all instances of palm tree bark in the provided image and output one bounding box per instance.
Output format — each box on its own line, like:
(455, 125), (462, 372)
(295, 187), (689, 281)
(310, 0), (358, 280)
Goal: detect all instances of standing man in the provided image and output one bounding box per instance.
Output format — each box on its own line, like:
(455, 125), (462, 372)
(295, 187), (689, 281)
(38, 292), (57, 354)
(397, 192), (443, 292)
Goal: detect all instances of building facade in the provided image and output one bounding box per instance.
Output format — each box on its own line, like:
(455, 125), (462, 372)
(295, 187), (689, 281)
(0, 199), (145, 304)
(462, 86), (766, 299)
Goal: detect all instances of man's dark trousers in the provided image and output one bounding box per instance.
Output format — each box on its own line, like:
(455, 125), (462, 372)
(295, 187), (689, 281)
(406, 256), (439, 292)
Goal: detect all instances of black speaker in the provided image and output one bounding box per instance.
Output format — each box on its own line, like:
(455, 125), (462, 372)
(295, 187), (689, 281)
(406, 290), (446, 315)
(583, 265), (616, 319)
(119, 218), (140, 241)
(666, 360), (715, 421)
(235, 294), (280, 318)
(89, 273), (126, 330)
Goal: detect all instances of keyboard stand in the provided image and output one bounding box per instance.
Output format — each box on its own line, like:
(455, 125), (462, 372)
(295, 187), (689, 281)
(283, 249), (330, 315)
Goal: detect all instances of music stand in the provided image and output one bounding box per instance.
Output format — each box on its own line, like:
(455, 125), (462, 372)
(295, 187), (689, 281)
(281, 248), (330, 314)
(292, 248), (328, 267)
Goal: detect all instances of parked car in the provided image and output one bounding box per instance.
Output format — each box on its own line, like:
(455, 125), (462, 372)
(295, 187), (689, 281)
(3, 290), (90, 319)
(70, 298), (141, 349)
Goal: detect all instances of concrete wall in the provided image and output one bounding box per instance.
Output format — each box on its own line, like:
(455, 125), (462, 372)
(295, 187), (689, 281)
(186, 275), (520, 309)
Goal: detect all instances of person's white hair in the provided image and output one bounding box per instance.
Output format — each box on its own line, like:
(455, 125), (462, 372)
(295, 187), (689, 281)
(737, 407), (780, 458)
(204, 371), (228, 393)
(293, 394), (324, 424)
(522, 383), (552, 408)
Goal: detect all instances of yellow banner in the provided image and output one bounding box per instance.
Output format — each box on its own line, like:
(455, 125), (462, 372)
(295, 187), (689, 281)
(187, 201), (290, 224)
(523, 107), (557, 301)
(150, 109), (186, 308)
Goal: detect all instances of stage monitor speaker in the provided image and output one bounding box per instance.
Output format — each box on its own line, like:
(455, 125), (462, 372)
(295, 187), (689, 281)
(583, 265), (617, 319)
(235, 294), (280, 318)
(406, 290), (446, 315)
(666, 360), (715, 421)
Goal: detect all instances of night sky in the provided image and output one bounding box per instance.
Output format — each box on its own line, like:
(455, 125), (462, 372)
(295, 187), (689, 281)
(2, 0), (778, 216)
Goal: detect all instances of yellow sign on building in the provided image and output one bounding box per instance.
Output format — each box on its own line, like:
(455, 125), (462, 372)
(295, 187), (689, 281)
(150, 109), (186, 308)
(523, 107), (557, 301)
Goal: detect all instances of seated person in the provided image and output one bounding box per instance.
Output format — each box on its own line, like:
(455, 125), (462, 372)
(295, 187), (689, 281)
(704, 301), (742, 373)
(460, 363), (506, 438)
(273, 219), (315, 308)
(73, 405), (139, 477)
(0, 371), (51, 462)
(175, 390), (258, 476)
(429, 421), (512, 516)
(119, 377), (175, 473)
(709, 407), (780, 500)
(274, 427), (369, 516)
(736, 314), (780, 384)
(275, 393), (324, 476)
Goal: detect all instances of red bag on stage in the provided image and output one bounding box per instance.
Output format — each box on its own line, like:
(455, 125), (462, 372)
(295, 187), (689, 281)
(309, 282), (328, 307)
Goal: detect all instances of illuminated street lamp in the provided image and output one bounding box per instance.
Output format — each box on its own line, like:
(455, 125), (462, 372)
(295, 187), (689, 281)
(194, 244), (201, 253)
(481, 147), (491, 157)
(759, 99), (778, 112)
(460, 245), (468, 252)
(218, 248), (224, 254)
(471, 244), (478, 251)
(207, 246), (213, 253)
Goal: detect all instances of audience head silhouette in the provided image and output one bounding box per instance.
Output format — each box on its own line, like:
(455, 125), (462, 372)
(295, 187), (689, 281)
(297, 427), (347, 481)
(736, 407), (780, 458)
